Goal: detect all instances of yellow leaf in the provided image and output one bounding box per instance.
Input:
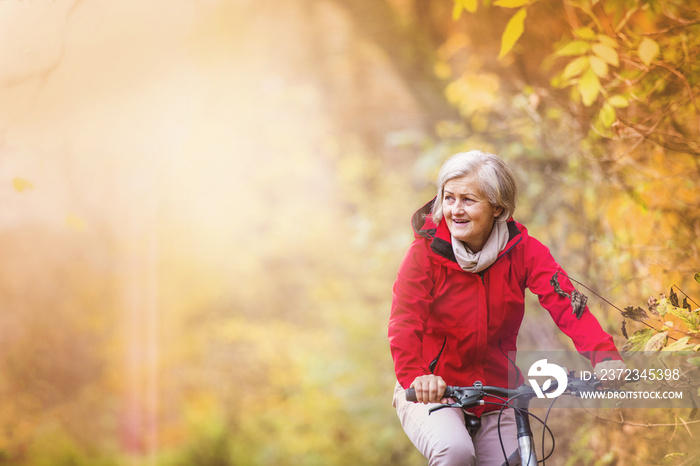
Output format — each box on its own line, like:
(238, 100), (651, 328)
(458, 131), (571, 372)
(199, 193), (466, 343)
(597, 34), (617, 48)
(598, 102), (616, 128)
(574, 27), (596, 40)
(494, 0), (530, 7)
(561, 56), (589, 81)
(462, 0), (478, 13)
(12, 177), (33, 192)
(591, 43), (619, 67)
(498, 7), (527, 60)
(453, 0), (478, 18)
(554, 40), (590, 57)
(589, 56), (608, 77)
(66, 214), (87, 232)
(609, 95), (628, 108)
(452, 1), (464, 20)
(470, 112), (489, 133)
(638, 37), (660, 66)
(434, 61), (452, 79)
(579, 67), (601, 106)
(550, 74), (563, 88)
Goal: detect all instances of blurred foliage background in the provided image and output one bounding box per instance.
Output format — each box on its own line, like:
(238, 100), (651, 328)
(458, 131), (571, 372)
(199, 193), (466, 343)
(1, 0), (699, 464)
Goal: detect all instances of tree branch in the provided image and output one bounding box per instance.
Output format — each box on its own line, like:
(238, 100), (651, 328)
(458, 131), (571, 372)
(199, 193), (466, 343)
(583, 407), (700, 429)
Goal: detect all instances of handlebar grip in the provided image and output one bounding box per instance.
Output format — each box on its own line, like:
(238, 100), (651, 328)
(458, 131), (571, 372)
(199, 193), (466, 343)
(405, 386), (455, 402)
(405, 388), (417, 402)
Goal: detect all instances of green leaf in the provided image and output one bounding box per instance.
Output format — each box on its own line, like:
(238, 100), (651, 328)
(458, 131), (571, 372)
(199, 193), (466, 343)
(665, 303), (700, 332)
(609, 95), (629, 108)
(494, 0), (530, 7)
(621, 328), (655, 353)
(578, 67), (601, 106)
(688, 357), (700, 367)
(591, 43), (619, 67)
(562, 56), (589, 80)
(589, 56), (608, 77)
(554, 40), (591, 57)
(638, 37), (660, 66)
(598, 103), (616, 128)
(694, 272), (700, 284)
(498, 7), (527, 60)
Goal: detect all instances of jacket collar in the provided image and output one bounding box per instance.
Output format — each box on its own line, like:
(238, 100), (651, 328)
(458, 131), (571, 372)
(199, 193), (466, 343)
(411, 197), (522, 270)
(411, 198), (437, 239)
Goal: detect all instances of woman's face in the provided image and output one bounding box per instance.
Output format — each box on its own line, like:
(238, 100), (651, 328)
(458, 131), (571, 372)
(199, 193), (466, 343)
(442, 176), (502, 252)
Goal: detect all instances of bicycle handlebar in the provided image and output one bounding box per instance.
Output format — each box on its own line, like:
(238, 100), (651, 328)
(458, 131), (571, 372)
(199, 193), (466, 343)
(405, 383), (529, 403)
(405, 373), (601, 408)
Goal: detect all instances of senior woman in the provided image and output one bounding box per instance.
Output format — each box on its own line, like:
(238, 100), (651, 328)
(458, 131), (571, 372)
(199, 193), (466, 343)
(389, 150), (625, 465)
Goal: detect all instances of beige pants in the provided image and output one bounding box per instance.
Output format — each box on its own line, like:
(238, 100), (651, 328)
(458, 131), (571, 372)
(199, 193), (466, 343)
(393, 382), (520, 466)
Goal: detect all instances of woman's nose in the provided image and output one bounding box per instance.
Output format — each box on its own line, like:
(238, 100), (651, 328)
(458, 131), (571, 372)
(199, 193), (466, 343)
(452, 203), (464, 215)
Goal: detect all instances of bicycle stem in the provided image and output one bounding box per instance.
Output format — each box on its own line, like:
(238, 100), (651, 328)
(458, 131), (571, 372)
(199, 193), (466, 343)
(512, 395), (537, 466)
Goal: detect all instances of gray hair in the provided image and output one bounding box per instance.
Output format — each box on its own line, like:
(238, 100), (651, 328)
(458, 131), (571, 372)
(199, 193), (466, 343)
(431, 150), (518, 224)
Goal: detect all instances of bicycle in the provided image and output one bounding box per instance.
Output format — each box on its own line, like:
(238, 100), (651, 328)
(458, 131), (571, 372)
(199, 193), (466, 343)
(405, 372), (602, 466)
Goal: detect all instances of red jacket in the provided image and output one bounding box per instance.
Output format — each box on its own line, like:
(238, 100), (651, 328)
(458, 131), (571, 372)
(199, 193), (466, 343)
(389, 200), (620, 404)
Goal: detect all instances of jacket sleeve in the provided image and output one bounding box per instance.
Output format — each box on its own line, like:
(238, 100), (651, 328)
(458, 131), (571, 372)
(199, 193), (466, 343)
(388, 239), (435, 388)
(523, 236), (622, 366)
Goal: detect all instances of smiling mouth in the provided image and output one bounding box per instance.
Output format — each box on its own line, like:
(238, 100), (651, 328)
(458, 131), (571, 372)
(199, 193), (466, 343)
(453, 219), (469, 225)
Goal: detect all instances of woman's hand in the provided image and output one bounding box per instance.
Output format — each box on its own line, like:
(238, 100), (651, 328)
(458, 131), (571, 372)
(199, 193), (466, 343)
(410, 374), (448, 404)
(593, 359), (627, 390)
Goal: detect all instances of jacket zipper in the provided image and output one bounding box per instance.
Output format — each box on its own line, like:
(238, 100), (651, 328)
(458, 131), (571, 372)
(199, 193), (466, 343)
(428, 336), (447, 373)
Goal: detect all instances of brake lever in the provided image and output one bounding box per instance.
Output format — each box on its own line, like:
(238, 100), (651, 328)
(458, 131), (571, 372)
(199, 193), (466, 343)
(566, 372), (602, 395)
(428, 403), (460, 414)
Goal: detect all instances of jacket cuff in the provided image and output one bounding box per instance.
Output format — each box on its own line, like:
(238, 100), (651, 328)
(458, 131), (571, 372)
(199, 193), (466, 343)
(397, 370), (430, 390)
(590, 351), (623, 366)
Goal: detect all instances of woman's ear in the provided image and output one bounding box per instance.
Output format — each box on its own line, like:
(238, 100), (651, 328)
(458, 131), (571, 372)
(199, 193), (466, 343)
(493, 206), (503, 218)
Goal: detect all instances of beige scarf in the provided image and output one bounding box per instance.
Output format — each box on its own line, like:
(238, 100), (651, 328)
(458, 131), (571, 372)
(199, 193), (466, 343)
(452, 221), (509, 273)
